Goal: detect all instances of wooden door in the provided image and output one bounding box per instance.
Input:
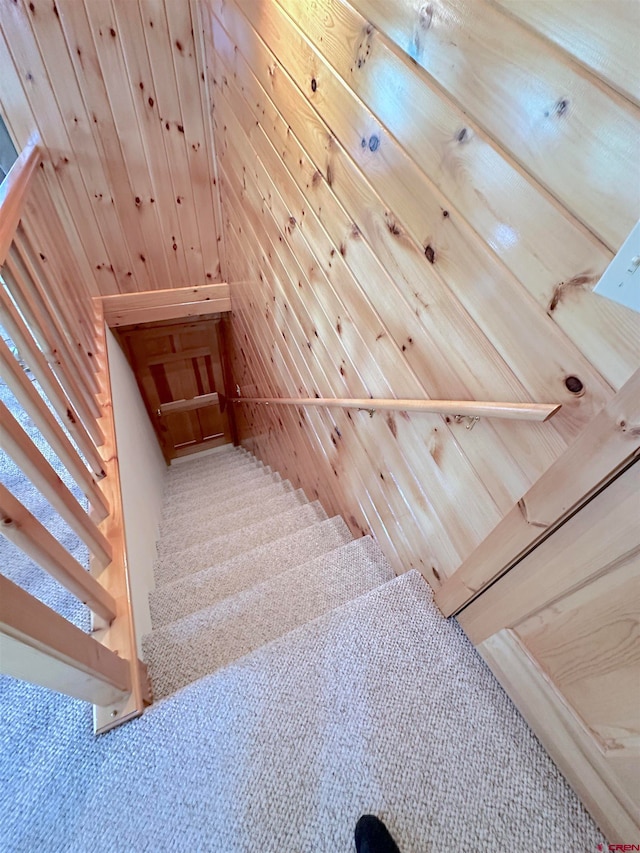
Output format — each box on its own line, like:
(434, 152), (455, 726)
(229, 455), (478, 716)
(457, 460), (640, 843)
(121, 317), (233, 460)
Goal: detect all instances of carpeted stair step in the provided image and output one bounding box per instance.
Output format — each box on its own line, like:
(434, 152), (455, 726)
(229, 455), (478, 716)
(3, 565), (603, 851)
(168, 443), (239, 469)
(164, 456), (261, 495)
(161, 468), (281, 515)
(163, 459), (274, 498)
(149, 516), (353, 628)
(143, 535), (395, 699)
(156, 489), (309, 559)
(153, 500), (328, 586)
(166, 448), (256, 479)
(162, 468), (284, 523)
(167, 446), (248, 475)
(167, 449), (254, 478)
(161, 479), (295, 532)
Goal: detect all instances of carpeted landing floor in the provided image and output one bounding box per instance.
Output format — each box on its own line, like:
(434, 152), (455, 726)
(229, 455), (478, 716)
(1, 438), (604, 852)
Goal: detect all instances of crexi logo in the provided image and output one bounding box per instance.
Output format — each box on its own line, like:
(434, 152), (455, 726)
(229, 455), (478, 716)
(597, 845), (640, 851)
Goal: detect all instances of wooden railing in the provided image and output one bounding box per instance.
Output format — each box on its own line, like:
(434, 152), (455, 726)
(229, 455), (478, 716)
(230, 396), (562, 423)
(0, 138), (149, 733)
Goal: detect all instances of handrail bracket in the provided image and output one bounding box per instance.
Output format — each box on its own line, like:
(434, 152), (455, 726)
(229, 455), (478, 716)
(454, 415), (481, 431)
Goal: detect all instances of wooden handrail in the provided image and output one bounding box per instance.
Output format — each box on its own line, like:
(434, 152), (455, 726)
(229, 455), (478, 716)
(0, 401), (113, 568)
(0, 133), (40, 266)
(0, 337), (109, 519)
(0, 575), (130, 707)
(231, 396), (562, 422)
(160, 391), (219, 415)
(0, 483), (117, 622)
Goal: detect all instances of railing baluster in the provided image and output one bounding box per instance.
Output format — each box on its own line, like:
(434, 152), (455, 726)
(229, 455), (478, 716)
(0, 282), (105, 469)
(3, 251), (101, 424)
(0, 336), (109, 518)
(12, 230), (100, 396)
(0, 483), (116, 622)
(17, 221), (98, 375)
(0, 575), (129, 707)
(0, 137), (146, 726)
(0, 401), (112, 568)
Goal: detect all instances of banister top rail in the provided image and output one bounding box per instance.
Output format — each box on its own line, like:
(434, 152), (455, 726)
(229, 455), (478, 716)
(230, 396), (562, 423)
(0, 133), (40, 266)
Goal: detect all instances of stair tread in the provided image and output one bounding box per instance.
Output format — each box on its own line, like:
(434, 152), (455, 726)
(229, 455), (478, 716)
(161, 466), (279, 508)
(164, 458), (261, 493)
(149, 516), (353, 628)
(153, 501), (328, 586)
(168, 443), (238, 468)
(157, 489), (310, 558)
(162, 469), (283, 522)
(160, 479), (294, 532)
(144, 536), (394, 699)
(167, 452), (255, 478)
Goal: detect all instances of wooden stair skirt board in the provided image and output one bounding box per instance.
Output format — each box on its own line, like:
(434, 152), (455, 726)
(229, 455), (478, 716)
(458, 459), (640, 843)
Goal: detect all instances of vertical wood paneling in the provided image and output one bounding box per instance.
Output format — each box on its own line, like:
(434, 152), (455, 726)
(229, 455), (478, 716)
(109, 1), (190, 287)
(203, 0), (640, 586)
(163, 0), (222, 282)
(0, 0), (225, 294)
(0, 11), (118, 294)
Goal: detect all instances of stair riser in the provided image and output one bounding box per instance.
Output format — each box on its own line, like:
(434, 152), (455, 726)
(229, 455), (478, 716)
(160, 481), (294, 534)
(144, 537), (394, 699)
(167, 450), (254, 478)
(150, 517), (353, 628)
(167, 444), (241, 469)
(153, 501), (328, 586)
(162, 472), (283, 523)
(164, 459), (262, 492)
(162, 465), (268, 502)
(157, 491), (309, 558)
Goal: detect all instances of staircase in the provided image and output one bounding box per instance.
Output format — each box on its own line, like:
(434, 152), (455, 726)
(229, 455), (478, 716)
(142, 444), (394, 700)
(1, 443), (604, 851)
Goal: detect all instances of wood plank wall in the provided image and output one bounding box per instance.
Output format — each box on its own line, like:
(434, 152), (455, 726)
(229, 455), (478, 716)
(200, 0), (640, 585)
(1, 0), (224, 296)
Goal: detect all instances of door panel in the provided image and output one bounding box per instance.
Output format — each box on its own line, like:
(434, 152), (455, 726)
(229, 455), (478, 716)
(120, 317), (233, 460)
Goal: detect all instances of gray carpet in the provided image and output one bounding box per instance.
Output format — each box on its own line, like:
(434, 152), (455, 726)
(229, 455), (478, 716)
(1, 419), (605, 850)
